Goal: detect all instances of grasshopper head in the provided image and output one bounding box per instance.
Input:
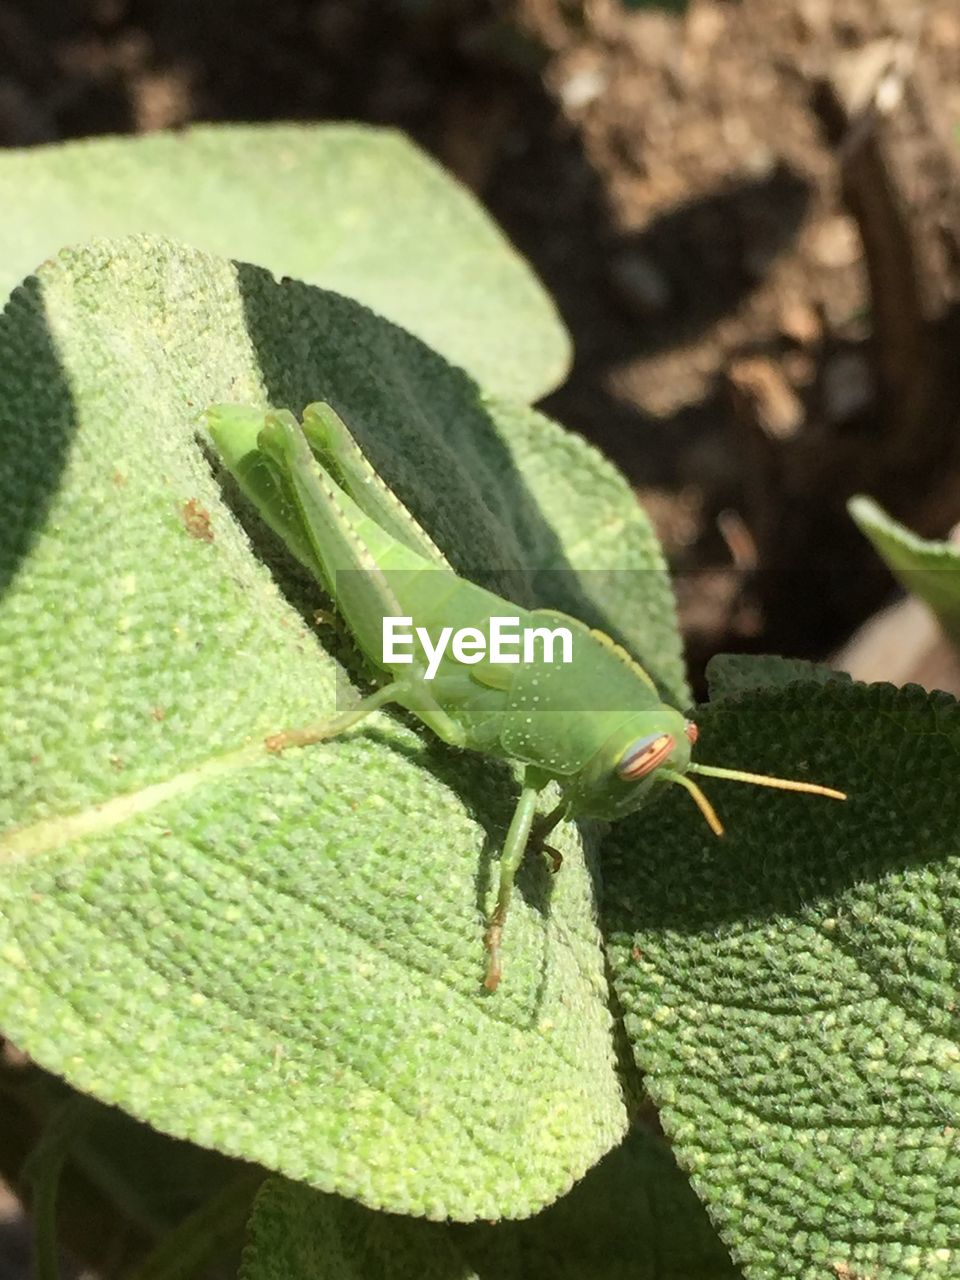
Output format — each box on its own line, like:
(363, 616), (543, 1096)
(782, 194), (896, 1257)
(565, 706), (696, 821)
(565, 707), (846, 835)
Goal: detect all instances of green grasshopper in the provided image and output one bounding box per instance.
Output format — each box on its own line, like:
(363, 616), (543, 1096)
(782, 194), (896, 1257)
(205, 403), (845, 991)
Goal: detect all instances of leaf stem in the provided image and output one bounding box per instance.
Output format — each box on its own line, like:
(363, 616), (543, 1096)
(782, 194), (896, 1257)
(127, 1167), (264, 1280)
(20, 1096), (94, 1280)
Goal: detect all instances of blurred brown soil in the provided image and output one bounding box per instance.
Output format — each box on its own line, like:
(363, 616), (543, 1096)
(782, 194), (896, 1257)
(2, 0), (960, 685)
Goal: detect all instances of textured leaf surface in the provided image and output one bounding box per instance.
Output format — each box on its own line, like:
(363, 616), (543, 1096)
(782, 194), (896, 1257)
(0, 235), (682, 1219)
(241, 1129), (740, 1280)
(457, 1127), (740, 1280)
(604, 675), (960, 1279)
(0, 123), (569, 402)
(705, 653), (851, 699)
(850, 495), (960, 644)
(240, 1178), (477, 1280)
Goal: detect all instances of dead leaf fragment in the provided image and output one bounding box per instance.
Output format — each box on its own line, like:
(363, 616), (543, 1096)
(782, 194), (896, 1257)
(178, 498), (214, 543)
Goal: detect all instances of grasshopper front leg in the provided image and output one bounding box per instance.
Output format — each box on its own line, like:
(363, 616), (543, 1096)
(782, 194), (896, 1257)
(530, 800), (568, 874)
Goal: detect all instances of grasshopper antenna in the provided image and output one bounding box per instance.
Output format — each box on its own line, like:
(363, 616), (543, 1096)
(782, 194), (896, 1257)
(661, 769), (725, 837)
(687, 763), (846, 802)
(661, 764), (846, 839)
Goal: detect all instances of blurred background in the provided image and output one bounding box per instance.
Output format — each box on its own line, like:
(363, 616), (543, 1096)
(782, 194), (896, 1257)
(3, 0), (960, 686)
(1, 0), (960, 691)
(2, 1), (960, 1271)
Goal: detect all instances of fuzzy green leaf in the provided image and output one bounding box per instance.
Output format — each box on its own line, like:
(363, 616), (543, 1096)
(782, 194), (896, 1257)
(849, 495), (960, 644)
(241, 1129), (740, 1280)
(605, 678), (960, 1279)
(0, 123), (569, 402)
(240, 1179), (477, 1280)
(0, 235), (682, 1220)
(457, 1126), (741, 1279)
(705, 654), (851, 700)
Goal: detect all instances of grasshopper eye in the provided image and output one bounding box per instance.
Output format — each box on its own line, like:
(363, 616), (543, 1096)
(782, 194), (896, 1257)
(617, 733), (676, 781)
(685, 720), (698, 745)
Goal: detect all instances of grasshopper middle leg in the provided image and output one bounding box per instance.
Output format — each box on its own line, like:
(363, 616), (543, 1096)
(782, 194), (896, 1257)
(484, 782), (566, 991)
